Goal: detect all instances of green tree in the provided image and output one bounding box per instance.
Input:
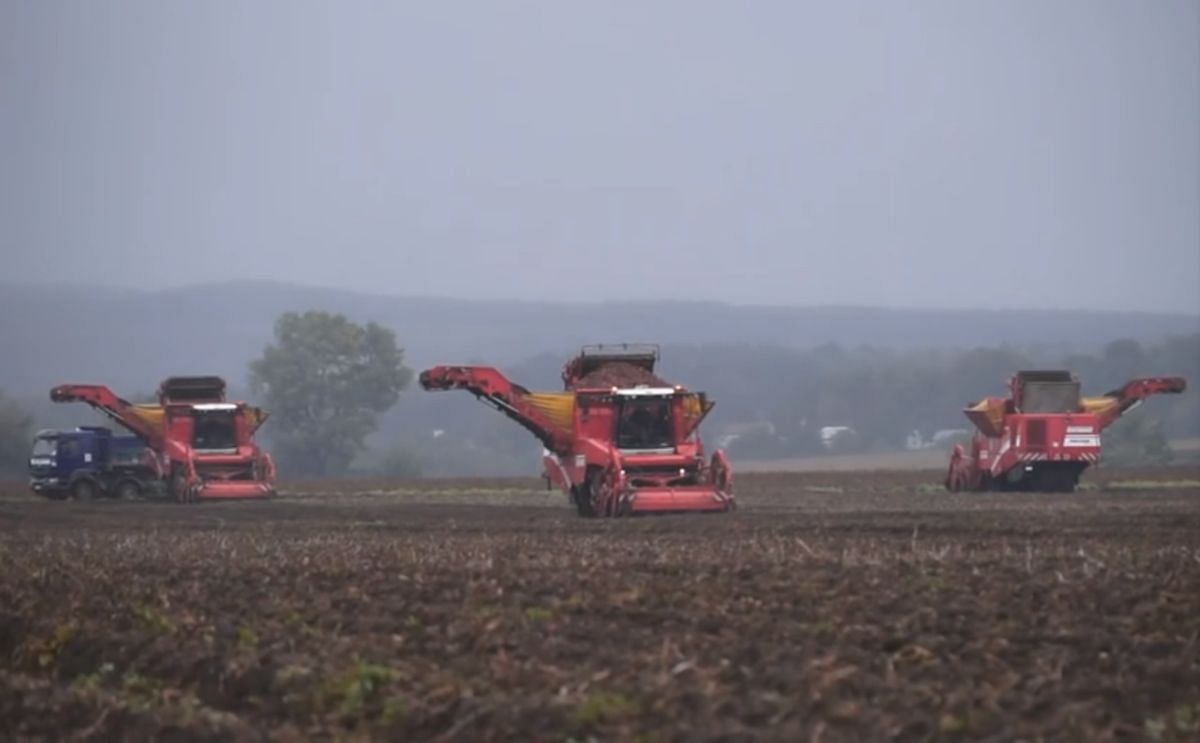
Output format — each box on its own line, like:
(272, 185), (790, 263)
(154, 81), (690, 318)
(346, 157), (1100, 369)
(0, 391), (34, 476)
(249, 311), (413, 477)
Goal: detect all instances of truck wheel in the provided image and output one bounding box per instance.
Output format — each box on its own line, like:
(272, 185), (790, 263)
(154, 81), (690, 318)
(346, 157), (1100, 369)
(71, 479), (97, 501)
(115, 479), (142, 500)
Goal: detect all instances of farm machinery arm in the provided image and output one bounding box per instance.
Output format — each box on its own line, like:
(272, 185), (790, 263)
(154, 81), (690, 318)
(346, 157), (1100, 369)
(1085, 377), (1187, 430)
(49, 385), (164, 449)
(418, 366), (574, 453)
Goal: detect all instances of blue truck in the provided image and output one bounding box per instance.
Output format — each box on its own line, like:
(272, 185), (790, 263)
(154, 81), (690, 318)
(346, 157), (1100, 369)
(28, 426), (162, 500)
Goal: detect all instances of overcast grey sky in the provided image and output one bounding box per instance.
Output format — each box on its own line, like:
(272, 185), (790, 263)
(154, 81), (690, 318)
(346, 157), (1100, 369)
(1, 1), (1197, 312)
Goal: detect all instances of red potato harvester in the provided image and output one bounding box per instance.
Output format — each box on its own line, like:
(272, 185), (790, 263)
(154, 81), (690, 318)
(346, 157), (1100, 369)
(945, 370), (1186, 493)
(419, 344), (734, 517)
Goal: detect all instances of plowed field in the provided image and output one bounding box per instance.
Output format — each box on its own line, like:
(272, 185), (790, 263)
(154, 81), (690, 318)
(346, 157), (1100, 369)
(1, 469), (1198, 741)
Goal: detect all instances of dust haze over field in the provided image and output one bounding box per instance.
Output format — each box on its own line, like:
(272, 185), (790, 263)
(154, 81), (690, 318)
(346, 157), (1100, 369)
(2, 3), (1200, 741)
(1, 1), (1198, 313)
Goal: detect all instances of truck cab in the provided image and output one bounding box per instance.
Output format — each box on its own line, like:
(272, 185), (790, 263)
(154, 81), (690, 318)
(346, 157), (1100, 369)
(28, 426), (157, 500)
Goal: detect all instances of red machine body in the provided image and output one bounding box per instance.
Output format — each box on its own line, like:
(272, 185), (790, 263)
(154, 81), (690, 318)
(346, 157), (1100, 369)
(945, 370), (1186, 492)
(49, 376), (277, 502)
(419, 344), (734, 517)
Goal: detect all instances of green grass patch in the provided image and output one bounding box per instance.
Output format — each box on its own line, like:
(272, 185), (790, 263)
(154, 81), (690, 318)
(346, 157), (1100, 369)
(132, 604), (176, 634)
(575, 691), (639, 727)
(27, 621), (78, 668)
(319, 661), (403, 720)
(237, 626), (259, 650)
(523, 606), (555, 623)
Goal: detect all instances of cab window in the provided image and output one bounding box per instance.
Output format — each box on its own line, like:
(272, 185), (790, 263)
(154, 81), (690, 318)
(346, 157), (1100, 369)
(193, 412), (237, 451)
(616, 398), (673, 450)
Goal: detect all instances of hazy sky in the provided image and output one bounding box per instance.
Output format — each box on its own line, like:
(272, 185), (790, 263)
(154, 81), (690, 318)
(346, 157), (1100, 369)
(2, 1), (1197, 313)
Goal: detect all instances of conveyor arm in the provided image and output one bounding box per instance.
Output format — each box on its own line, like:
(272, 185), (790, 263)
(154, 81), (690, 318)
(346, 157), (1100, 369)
(1084, 376), (1187, 430)
(49, 384), (165, 449)
(419, 366), (574, 453)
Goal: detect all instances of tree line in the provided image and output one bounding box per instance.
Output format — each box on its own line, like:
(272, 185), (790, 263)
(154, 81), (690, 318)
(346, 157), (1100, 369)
(0, 311), (1196, 478)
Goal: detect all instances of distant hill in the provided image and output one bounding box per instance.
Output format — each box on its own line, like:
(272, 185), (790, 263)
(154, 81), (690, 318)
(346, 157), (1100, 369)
(2, 281), (1197, 396)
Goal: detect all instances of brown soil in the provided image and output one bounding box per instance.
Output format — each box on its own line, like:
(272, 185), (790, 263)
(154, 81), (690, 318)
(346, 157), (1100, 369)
(1, 470), (1198, 740)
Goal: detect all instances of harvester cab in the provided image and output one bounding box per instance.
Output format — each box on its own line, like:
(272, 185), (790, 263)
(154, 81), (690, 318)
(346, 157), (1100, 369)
(615, 391), (675, 451)
(159, 376), (241, 453)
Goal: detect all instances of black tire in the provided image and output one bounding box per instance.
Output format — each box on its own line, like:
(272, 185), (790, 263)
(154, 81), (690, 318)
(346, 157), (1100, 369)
(571, 484), (596, 518)
(114, 479), (142, 500)
(587, 467), (613, 518)
(71, 478), (98, 501)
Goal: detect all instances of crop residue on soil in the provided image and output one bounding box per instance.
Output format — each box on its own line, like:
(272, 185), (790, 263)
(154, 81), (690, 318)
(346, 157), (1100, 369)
(0, 471), (1198, 741)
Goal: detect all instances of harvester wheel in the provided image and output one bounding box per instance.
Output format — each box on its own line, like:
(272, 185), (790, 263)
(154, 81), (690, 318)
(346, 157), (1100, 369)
(171, 469), (192, 504)
(590, 467), (620, 517)
(70, 479), (97, 501)
(945, 445), (972, 493)
(571, 485), (596, 518)
(576, 467), (617, 518)
(114, 479), (141, 500)
(710, 452), (732, 494)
